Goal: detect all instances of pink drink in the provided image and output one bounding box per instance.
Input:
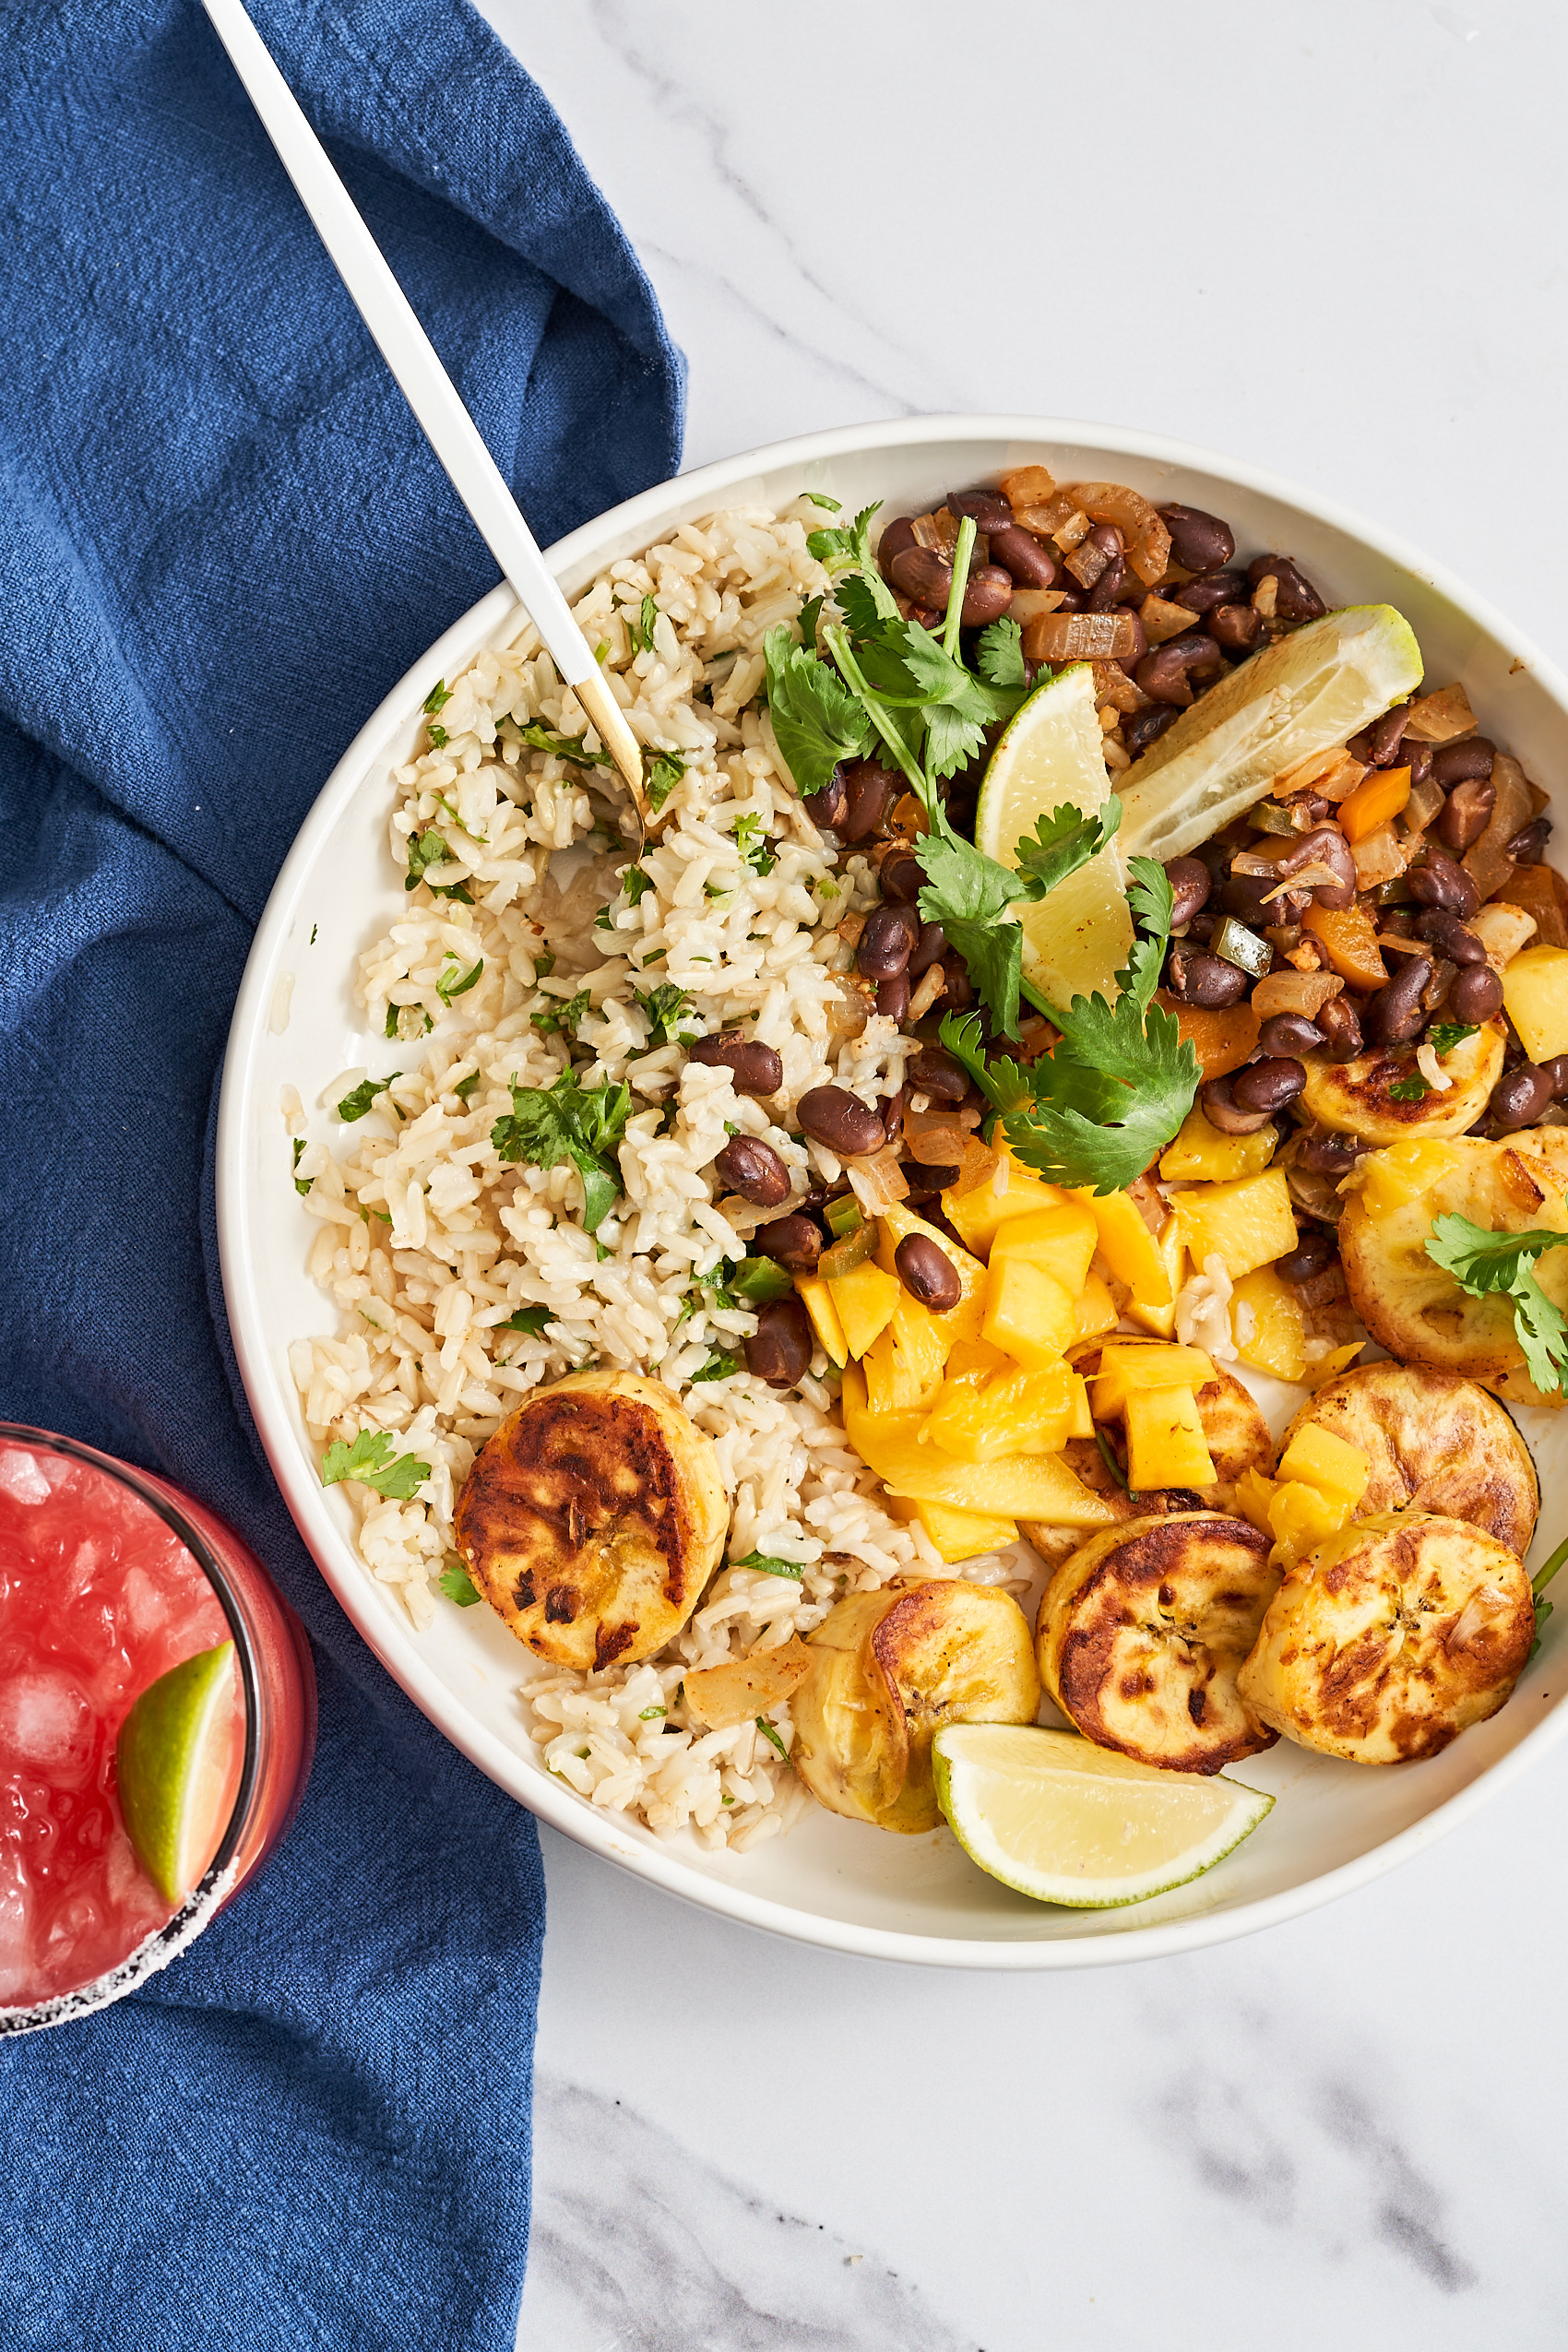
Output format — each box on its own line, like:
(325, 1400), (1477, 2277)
(0, 1428), (316, 2032)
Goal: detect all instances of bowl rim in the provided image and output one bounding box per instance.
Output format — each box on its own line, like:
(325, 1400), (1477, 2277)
(217, 410), (1568, 1969)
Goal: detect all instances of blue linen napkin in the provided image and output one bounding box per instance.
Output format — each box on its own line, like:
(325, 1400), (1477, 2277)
(0, 5), (683, 2345)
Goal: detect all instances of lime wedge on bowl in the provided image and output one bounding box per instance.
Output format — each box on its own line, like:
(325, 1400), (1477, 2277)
(1117, 603), (1422, 865)
(974, 662), (1133, 1007)
(932, 1723), (1272, 1908)
(115, 1641), (243, 1906)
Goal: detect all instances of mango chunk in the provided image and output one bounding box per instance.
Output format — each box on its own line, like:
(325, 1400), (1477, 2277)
(794, 1276), (848, 1368)
(989, 1202), (1099, 1293)
(1070, 1186), (1173, 1307)
(941, 1147), (1065, 1257)
(1231, 1466), (1278, 1535)
(1502, 944), (1568, 1065)
(1268, 1477), (1354, 1562)
(827, 1258), (901, 1359)
(1350, 1138), (1466, 1220)
(1174, 1168), (1297, 1281)
(1092, 1342), (1215, 1418)
(1229, 1265), (1306, 1384)
(1073, 1270), (1122, 1345)
(1124, 1385), (1216, 1491)
(1277, 1421), (1371, 1505)
(874, 1203), (986, 1349)
(1123, 1216), (1186, 1340)
(897, 1496), (1019, 1564)
(925, 1362), (1084, 1462)
(1159, 1103), (1278, 1185)
(982, 1255), (1076, 1370)
(863, 1294), (947, 1416)
(842, 1370), (1116, 1524)
(1302, 1340), (1365, 1392)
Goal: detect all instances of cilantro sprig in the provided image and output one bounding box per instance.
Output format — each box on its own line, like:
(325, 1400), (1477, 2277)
(632, 983), (697, 1048)
(491, 1072), (633, 1234)
(321, 1430), (431, 1501)
(1425, 1216), (1568, 1397)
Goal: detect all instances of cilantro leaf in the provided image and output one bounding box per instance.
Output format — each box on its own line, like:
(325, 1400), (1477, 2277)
(422, 680), (452, 714)
(338, 1074), (399, 1122)
(517, 722), (615, 770)
(805, 504), (890, 600)
(438, 1562), (482, 1606)
(426, 725), (449, 748)
(636, 593), (659, 652)
(647, 753), (685, 813)
(622, 865), (656, 906)
(453, 1069), (481, 1101)
(1426, 1215), (1568, 1396)
(731, 1550), (805, 1579)
(503, 1305), (552, 1335)
(1010, 799), (1123, 909)
(1430, 1022), (1479, 1057)
(976, 616), (1028, 686)
(437, 953), (483, 1004)
(291, 1138), (312, 1195)
(633, 983), (696, 1048)
(693, 1348), (742, 1382)
(533, 988), (591, 1039)
(835, 571), (896, 644)
(491, 1073), (633, 1234)
(797, 595), (824, 652)
(732, 813), (776, 876)
(804, 492), (841, 512)
(762, 626), (873, 797)
(916, 827), (1027, 1038)
(321, 1430), (430, 1501)
(1388, 1074), (1431, 1102)
(755, 1716), (791, 1761)
(404, 828), (473, 902)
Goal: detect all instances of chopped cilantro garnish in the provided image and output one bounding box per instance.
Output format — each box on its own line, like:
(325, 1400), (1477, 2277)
(491, 1072), (633, 1234)
(436, 954), (483, 1005)
(1387, 1074), (1432, 1101)
(692, 1348), (742, 1382)
(647, 753), (685, 813)
(1426, 1215), (1568, 1396)
(454, 1069), (481, 1101)
(733, 813), (776, 876)
(321, 1430), (430, 1500)
(636, 593), (659, 652)
(638, 1704), (668, 1720)
(533, 987), (591, 1038)
(633, 982), (697, 1048)
(404, 830), (473, 903)
(622, 866), (656, 907)
(755, 1716), (790, 1763)
(438, 1561), (481, 1606)
(291, 1138), (312, 1196)
(517, 722), (615, 769)
(797, 595), (824, 652)
(804, 492), (841, 512)
(426, 724), (449, 748)
(422, 680), (452, 714)
(731, 1550), (805, 1579)
(338, 1074), (399, 1123)
(1430, 1022), (1479, 1057)
(385, 1003), (399, 1039)
(503, 1304), (552, 1335)
(310, 923), (318, 944)
(532, 947), (556, 977)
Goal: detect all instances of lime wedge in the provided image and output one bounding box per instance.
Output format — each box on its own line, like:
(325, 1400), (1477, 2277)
(115, 1641), (242, 1906)
(932, 1722), (1272, 1907)
(974, 663), (1134, 1007)
(1117, 603), (1422, 863)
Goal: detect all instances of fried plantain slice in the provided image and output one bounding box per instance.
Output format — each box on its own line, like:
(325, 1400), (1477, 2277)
(1278, 1362), (1538, 1554)
(1299, 1022), (1503, 1145)
(454, 1370), (728, 1669)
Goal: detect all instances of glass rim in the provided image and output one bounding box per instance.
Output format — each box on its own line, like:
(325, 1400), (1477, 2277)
(0, 1422), (262, 2035)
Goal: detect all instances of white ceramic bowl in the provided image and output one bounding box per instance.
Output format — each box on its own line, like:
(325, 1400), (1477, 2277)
(219, 415), (1568, 1968)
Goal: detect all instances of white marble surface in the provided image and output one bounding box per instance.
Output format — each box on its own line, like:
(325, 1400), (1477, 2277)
(468, 4), (1568, 2342)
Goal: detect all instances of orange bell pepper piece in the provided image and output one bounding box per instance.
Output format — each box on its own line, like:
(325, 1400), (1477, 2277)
(1338, 764), (1412, 845)
(1302, 902), (1387, 991)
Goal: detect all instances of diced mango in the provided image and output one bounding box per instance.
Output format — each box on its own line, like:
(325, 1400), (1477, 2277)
(794, 1276), (848, 1368)
(1175, 1169), (1297, 1282)
(981, 1256), (1076, 1370)
(1124, 1385), (1216, 1491)
(863, 1293), (948, 1417)
(1160, 1103), (1278, 1185)
(874, 1203), (986, 1350)
(1073, 1271), (1122, 1345)
(1267, 1477), (1353, 1562)
(925, 1362), (1082, 1462)
(989, 1202), (1100, 1293)
(827, 1258), (902, 1359)
(1502, 944), (1568, 1065)
(941, 1146), (1065, 1257)
(1338, 762), (1411, 844)
(944, 1336), (1008, 1380)
(1092, 1342), (1215, 1418)
(1277, 1421), (1371, 1505)
(1231, 1466), (1278, 1535)
(1229, 1265), (1306, 1384)
(898, 1496), (1019, 1564)
(1350, 1138), (1465, 1220)
(1123, 1217), (1186, 1339)
(1302, 1340), (1365, 1392)
(842, 1368), (1117, 1525)
(1070, 1186), (1173, 1308)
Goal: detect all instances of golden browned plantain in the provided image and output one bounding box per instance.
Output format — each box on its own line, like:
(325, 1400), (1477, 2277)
(791, 1578), (1039, 1833)
(454, 1370), (728, 1670)
(1339, 1134), (1568, 1407)
(1237, 1510), (1534, 1764)
(1279, 1362), (1538, 1554)
(1299, 1022), (1503, 1145)
(1020, 1354), (1272, 1563)
(1037, 1513), (1279, 1773)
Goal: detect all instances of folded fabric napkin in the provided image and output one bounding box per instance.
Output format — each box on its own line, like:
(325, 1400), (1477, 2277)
(0, 5), (682, 2343)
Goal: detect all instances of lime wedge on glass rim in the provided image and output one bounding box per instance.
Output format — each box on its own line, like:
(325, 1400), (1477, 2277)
(115, 1641), (243, 1906)
(1116, 602), (1422, 864)
(932, 1723), (1272, 1908)
(974, 662), (1133, 1009)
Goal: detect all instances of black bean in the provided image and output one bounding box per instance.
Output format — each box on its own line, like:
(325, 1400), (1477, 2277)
(876, 517), (918, 575)
(1543, 1055), (1568, 1101)
(941, 954), (974, 1011)
(1199, 1075), (1271, 1135)
(1165, 856), (1212, 929)
(887, 545), (953, 608)
(1362, 955), (1432, 1044)
(1449, 962), (1503, 1022)
(909, 921), (946, 976)
(1508, 816), (1553, 865)
(1222, 872), (1307, 928)
(1415, 909), (1486, 965)
(879, 849), (924, 904)
(1258, 1013), (1325, 1056)
(796, 1086), (887, 1158)
(1206, 603), (1265, 654)
(857, 905), (920, 980)
(686, 1035), (785, 1096)
(1136, 631), (1227, 707)
(1408, 845), (1481, 918)
(745, 1297), (814, 1388)
(1491, 1063), (1555, 1132)
(880, 1086), (906, 1143)
(1431, 739), (1495, 789)
(1087, 552), (1127, 612)
(1173, 568), (1251, 616)
(960, 564), (1014, 627)
(754, 1212), (823, 1272)
(802, 766), (847, 831)
(903, 1162), (960, 1199)
(1275, 825), (1358, 912)
(1404, 742), (1434, 792)
(1230, 1056), (1308, 1115)
(715, 1134), (791, 1206)
(1051, 584), (1087, 613)
(1315, 995), (1363, 1062)
(1247, 554), (1326, 621)
(989, 524), (1056, 588)
(946, 489), (1015, 532)
(1298, 1132), (1364, 1172)
(1166, 943), (1250, 1008)
(1366, 707), (1412, 766)
(909, 1046), (968, 1104)
(1125, 705), (1179, 758)
(1159, 504), (1236, 572)
(839, 758), (899, 842)
(875, 973), (910, 1025)
(1434, 776), (1495, 854)
(1277, 1228), (1336, 1283)
(895, 1233), (962, 1312)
